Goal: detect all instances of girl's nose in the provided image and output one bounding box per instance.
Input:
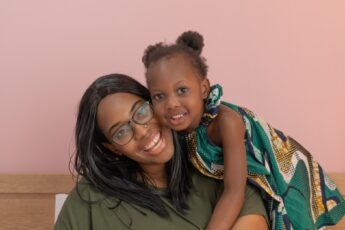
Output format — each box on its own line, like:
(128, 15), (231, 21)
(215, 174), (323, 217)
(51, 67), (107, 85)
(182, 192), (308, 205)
(166, 95), (180, 109)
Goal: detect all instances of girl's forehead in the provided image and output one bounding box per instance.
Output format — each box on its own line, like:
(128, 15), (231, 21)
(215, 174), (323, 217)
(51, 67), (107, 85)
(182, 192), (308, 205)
(160, 53), (192, 68)
(148, 55), (199, 80)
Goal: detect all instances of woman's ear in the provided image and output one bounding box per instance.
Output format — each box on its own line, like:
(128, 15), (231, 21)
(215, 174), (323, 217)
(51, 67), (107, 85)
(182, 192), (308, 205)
(102, 142), (122, 156)
(201, 78), (210, 99)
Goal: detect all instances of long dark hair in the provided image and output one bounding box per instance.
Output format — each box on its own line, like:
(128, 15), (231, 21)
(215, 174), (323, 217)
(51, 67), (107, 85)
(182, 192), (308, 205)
(73, 73), (191, 216)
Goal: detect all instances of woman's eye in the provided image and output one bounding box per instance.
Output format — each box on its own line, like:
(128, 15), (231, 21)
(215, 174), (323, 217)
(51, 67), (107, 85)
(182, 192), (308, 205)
(135, 106), (149, 120)
(114, 126), (130, 140)
(137, 107), (146, 116)
(115, 130), (125, 139)
(177, 87), (189, 94)
(152, 93), (164, 101)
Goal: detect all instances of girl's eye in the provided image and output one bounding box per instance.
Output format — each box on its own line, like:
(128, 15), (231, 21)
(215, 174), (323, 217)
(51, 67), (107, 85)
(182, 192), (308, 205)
(152, 93), (165, 101)
(177, 87), (189, 95)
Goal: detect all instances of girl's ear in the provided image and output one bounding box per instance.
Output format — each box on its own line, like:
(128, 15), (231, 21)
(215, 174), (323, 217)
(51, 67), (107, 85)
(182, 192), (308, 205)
(201, 78), (210, 99)
(102, 142), (122, 156)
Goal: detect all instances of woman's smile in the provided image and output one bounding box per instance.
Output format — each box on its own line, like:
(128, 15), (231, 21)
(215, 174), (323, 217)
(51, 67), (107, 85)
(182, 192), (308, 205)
(143, 131), (165, 155)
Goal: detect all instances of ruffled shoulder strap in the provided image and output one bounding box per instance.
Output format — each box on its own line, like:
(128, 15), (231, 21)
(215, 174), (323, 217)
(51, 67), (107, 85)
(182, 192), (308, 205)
(200, 84), (223, 126)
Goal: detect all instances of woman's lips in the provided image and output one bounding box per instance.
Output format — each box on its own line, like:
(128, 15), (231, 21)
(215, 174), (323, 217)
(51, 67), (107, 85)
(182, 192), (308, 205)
(143, 132), (165, 155)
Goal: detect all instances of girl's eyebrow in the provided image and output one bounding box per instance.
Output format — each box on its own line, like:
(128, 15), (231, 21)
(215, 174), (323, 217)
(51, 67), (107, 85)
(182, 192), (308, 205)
(150, 80), (186, 92)
(107, 100), (142, 135)
(175, 80), (185, 85)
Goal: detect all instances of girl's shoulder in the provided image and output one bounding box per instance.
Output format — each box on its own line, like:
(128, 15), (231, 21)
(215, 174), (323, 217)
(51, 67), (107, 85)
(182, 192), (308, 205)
(217, 103), (245, 129)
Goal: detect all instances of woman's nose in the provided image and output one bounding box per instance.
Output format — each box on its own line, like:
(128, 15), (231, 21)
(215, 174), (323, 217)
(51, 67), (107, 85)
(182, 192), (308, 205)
(132, 122), (150, 139)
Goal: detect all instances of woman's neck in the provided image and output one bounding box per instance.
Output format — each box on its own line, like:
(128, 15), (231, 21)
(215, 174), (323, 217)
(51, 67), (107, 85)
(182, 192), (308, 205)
(140, 164), (167, 188)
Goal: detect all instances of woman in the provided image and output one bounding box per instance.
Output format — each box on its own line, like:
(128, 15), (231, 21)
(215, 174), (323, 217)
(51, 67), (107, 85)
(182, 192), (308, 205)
(55, 74), (268, 229)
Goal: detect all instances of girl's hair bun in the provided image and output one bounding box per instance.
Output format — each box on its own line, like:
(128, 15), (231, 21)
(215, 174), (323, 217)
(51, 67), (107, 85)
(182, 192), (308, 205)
(176, 31), (204, 55)
(142, 42), (164, 68)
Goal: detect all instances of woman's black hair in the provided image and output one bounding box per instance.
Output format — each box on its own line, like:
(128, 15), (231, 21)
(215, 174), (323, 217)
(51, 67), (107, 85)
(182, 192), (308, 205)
(142, 31), (208, 78)
(73, 73), (191, 216)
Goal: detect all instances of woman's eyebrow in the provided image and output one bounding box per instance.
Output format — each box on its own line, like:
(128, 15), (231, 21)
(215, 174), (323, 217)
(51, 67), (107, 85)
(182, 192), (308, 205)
(107, 100), (143, 135)
(130, 100), (143, 114)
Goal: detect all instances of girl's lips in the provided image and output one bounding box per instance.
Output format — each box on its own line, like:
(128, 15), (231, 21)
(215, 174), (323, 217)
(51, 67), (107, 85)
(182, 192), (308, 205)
(167, 112), (187, 126)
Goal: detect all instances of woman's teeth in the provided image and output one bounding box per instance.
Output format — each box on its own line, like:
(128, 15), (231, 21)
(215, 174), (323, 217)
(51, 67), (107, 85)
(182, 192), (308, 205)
(144, 133), (161, 151)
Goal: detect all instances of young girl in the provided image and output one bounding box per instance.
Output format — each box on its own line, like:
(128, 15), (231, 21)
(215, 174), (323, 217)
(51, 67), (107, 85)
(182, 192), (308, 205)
(142, 31), (345, 229)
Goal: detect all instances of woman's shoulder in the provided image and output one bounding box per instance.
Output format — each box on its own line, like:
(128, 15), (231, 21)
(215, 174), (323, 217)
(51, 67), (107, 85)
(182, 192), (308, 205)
(54, 178), (114, 229)
(63, 178), (108, 205)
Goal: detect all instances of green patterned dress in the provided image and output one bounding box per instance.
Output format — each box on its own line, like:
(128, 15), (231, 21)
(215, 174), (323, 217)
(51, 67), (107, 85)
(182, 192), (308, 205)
(180, 84), (345, 230)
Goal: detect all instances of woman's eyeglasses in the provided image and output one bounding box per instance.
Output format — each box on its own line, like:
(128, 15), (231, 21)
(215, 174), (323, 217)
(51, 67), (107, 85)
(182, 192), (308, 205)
(111, 101), (153, 145)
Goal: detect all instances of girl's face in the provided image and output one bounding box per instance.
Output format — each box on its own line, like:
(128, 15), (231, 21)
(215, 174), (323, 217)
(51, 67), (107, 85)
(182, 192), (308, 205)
(96, 92), (174, 170)
(146, 54), (210, 132)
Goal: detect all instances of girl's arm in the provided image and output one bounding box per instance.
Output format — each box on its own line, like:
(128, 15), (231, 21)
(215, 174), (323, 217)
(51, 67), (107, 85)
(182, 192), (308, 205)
(206, 105), (247, 230)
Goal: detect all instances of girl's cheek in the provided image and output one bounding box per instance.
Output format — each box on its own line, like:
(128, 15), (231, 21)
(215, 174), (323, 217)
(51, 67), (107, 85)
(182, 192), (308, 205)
(156, 112), (164, 120)
(153, 104), (162, 114)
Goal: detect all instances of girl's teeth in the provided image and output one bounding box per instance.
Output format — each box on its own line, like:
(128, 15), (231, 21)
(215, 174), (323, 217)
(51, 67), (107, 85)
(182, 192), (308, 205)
(172, 114), (184, 120)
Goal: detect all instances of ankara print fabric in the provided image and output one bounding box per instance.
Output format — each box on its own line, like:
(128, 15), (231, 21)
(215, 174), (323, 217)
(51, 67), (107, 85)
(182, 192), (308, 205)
(180, 84), (345, 229)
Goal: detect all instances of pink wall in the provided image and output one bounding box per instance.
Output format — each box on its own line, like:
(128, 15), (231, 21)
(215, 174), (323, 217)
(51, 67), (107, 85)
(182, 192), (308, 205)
(1, 1), (344, 173)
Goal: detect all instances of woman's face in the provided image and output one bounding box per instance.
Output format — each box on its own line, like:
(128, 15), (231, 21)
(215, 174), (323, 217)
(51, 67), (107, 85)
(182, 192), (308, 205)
(96, 92), (174, 170)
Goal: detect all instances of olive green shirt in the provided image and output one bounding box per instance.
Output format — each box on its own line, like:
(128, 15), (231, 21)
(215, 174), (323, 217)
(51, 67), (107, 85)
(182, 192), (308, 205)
(55, 169), (267, 230)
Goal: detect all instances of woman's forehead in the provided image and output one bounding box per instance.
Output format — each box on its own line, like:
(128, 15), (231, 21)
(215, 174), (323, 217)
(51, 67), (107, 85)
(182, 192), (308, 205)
(97, 93), (143, 130)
